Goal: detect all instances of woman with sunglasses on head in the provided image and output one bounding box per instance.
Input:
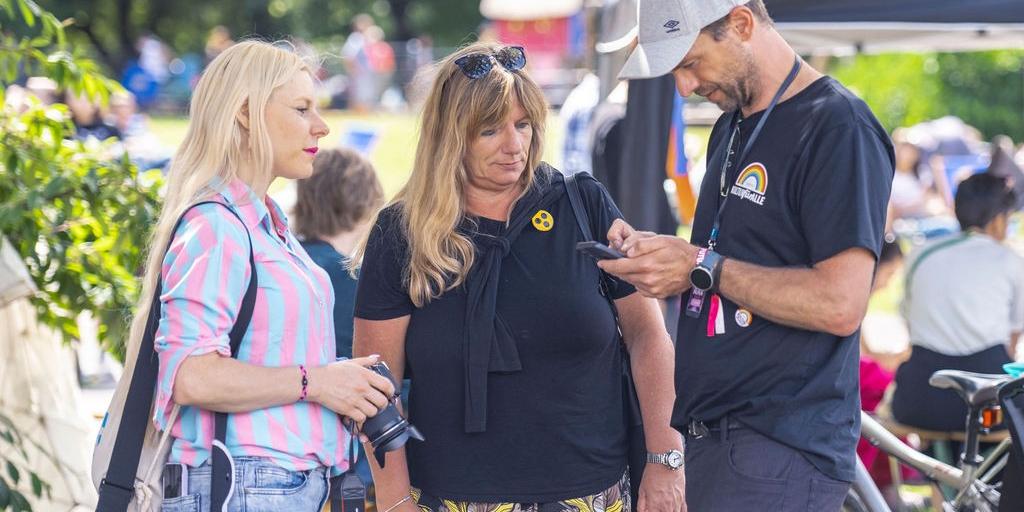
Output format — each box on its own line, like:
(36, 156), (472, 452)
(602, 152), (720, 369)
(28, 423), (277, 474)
(352, 43), (685, 512)
(125, 41), (395, 511)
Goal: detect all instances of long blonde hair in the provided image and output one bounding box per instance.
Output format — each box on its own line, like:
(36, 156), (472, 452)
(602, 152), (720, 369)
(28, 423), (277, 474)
(123, 41), (311, 364)
(352, 42), (548, 307)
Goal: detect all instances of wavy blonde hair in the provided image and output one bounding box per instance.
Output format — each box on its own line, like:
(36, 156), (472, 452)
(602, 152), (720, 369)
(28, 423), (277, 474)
(351, 42), (548, 307)
(123, 41), (311, 365)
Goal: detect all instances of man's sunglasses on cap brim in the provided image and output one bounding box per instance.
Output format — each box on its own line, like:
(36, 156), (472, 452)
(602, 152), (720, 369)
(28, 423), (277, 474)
(454, 46), (527, 79)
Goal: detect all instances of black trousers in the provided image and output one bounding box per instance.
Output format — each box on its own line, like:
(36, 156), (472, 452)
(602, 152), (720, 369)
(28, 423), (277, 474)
(892, 344), (1011, 432)
(683, 421), (849, 511)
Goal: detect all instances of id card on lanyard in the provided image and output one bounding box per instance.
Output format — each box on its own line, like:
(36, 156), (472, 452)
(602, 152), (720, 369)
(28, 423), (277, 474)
(685, 56), (803, 327)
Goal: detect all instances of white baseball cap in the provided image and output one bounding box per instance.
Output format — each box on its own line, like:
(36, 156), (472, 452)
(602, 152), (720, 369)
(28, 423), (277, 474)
(618, 0), (748, 80)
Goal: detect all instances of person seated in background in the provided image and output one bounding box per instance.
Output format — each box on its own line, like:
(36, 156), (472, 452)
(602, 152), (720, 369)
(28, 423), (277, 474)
(109, 91), (171, 170)
(892, 173), (1023, 432)
(294, 147), (385, 360)
(63, 90), (120, 142)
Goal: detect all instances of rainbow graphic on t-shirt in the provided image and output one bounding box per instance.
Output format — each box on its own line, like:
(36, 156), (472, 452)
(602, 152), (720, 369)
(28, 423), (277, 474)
(735, 163), (768, 194)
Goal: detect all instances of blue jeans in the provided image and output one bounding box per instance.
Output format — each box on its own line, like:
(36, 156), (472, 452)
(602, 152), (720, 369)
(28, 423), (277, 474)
(160, 457), (329, 512)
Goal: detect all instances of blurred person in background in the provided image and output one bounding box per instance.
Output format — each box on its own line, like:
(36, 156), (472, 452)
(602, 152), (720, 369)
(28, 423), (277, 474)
(294, 147), (385, 367)
(109, 90), (171, 170)
(294, 146), (386, 492)
(205, 25), (235, 65)
(892, 173), (1022, 432)
(343, 14), (376, 113)
(64, 90), (120, 142)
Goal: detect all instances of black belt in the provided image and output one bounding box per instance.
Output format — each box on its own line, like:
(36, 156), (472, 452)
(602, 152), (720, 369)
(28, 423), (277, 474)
(685, 417), (744, 439)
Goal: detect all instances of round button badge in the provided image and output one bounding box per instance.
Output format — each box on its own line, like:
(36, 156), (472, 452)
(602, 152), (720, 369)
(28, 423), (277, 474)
(532, 210), (553, 232)
(735, 308), (753, 328)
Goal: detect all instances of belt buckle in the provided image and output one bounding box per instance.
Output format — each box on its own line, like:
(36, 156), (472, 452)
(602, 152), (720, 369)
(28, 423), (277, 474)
(687, 420), (709, 439)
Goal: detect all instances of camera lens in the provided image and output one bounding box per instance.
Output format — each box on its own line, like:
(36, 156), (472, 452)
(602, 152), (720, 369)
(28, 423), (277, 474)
(358, 362), (424, 467)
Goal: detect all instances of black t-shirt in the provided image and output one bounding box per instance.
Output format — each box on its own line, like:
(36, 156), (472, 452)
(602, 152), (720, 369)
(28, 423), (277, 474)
(674, 77), (894, 482)
(355, 167), (636, 502)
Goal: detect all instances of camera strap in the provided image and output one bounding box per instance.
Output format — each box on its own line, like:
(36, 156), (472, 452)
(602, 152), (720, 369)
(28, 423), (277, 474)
(330, 421), (367, 512)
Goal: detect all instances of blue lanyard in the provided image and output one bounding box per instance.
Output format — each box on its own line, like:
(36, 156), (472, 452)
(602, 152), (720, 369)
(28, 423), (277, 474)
(707, 55), (803, 250)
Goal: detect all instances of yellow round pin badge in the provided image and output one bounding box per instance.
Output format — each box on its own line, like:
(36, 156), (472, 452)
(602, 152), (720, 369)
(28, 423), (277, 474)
(531, 210), (553, 232)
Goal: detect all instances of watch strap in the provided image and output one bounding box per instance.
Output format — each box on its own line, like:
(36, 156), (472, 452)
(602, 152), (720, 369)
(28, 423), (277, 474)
(646, 452), (666, 465)
(704, 250), (724, 292)
(646, 449), (683, 469)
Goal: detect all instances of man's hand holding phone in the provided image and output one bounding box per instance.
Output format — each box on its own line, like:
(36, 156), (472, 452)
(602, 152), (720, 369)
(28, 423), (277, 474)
(597, 219), (700, 298)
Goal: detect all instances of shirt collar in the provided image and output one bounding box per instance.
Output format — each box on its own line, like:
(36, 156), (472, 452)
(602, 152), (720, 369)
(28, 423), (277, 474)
(214, 178), (289, 235)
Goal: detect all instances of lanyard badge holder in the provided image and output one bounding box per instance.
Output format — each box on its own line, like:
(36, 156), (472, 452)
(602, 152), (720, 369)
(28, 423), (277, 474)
(685, 56), (803, 334)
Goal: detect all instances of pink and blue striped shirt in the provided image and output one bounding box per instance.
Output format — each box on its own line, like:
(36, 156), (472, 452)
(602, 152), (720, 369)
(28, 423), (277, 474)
(153, 179), (350, 474)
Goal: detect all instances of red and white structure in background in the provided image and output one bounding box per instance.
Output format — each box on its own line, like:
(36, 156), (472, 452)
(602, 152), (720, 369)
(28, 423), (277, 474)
(480, 0), (588, 106)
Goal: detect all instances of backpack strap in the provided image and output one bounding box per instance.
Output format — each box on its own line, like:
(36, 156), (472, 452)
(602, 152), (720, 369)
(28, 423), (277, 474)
(97, 201), (256, 512)
(904, 233), (971, 299)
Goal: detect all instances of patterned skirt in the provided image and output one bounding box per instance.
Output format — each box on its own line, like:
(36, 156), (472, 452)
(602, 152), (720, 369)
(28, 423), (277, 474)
(410, 471), (631, 512)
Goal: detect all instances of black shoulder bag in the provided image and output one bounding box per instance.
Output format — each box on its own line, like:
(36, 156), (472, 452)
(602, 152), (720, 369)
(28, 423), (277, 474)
(564, 173), (647, 501)
(97, 201), (257, 512)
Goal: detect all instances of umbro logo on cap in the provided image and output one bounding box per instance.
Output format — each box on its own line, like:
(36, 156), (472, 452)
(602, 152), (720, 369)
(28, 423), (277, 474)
(664, 20), (681, 33)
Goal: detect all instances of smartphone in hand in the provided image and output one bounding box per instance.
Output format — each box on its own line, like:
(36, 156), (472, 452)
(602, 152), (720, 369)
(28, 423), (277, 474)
(576, 241), (624, 260)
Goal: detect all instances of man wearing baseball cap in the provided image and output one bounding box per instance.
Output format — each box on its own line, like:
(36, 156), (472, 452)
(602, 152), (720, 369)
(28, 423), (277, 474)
(599, 1), (894, 509)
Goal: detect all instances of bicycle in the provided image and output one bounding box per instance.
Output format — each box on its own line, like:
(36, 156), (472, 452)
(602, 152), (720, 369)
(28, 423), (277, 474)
(844, 370), (1018, 512)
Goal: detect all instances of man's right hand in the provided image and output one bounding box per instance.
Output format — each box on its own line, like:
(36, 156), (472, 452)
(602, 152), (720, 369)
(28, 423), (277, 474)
(307, 355), (396, 423)
(600, 219), (699, 298)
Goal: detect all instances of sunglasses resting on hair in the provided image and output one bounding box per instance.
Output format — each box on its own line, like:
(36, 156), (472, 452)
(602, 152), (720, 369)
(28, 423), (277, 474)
(454, 46), (527, 79)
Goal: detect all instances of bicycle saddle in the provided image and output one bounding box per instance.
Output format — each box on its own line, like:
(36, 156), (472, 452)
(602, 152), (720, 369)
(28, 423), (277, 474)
(929, 370), (1011, 408)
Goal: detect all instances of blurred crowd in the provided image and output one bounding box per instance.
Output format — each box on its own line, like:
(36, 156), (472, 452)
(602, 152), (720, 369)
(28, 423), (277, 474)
(114, 15), (437, 116)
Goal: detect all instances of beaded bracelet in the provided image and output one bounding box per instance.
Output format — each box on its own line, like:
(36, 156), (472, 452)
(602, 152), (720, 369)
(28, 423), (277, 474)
(298, 365), (309, 401)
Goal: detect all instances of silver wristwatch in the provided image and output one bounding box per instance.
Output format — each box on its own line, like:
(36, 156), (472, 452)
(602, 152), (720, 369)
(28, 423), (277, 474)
(646, 449), (684, 470)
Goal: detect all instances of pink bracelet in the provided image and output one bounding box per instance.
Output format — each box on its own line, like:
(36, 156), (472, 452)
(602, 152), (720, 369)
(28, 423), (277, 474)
(299, 365), (309, 401)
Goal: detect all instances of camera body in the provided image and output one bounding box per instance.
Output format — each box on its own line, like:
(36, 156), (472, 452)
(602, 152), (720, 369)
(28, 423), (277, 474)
(360, 362), (424, 468)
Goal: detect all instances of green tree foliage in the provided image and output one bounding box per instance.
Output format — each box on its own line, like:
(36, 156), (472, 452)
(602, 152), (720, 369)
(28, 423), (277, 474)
(0, 0), (162, 360)
(833, 50), (1024, 141)
(1, 2), (161, 508)
(41, 0), (482, 73)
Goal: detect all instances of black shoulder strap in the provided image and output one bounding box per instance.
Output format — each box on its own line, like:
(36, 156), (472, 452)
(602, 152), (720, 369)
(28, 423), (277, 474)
(97, 201), (256, 512)
(565, 173), (613, 302)
(565, 172), (595, 242)
(564, 172), (645, 501)
(564, 173), (621, 328)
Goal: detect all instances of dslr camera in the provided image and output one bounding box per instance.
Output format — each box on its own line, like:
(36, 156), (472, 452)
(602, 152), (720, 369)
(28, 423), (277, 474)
(360, 362), (424, 467)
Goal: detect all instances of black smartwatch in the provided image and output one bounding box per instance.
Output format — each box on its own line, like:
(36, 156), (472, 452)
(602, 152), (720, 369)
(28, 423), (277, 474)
(689, 248), (724, 292)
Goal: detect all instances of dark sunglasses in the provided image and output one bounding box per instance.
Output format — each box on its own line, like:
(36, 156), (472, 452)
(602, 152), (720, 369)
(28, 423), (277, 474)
(453, 46), (527, 79)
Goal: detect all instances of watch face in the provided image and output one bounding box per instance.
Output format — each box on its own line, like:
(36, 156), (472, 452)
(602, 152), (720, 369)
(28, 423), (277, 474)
(690, 267), (713, 291)
(667, 451), (683, 468)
